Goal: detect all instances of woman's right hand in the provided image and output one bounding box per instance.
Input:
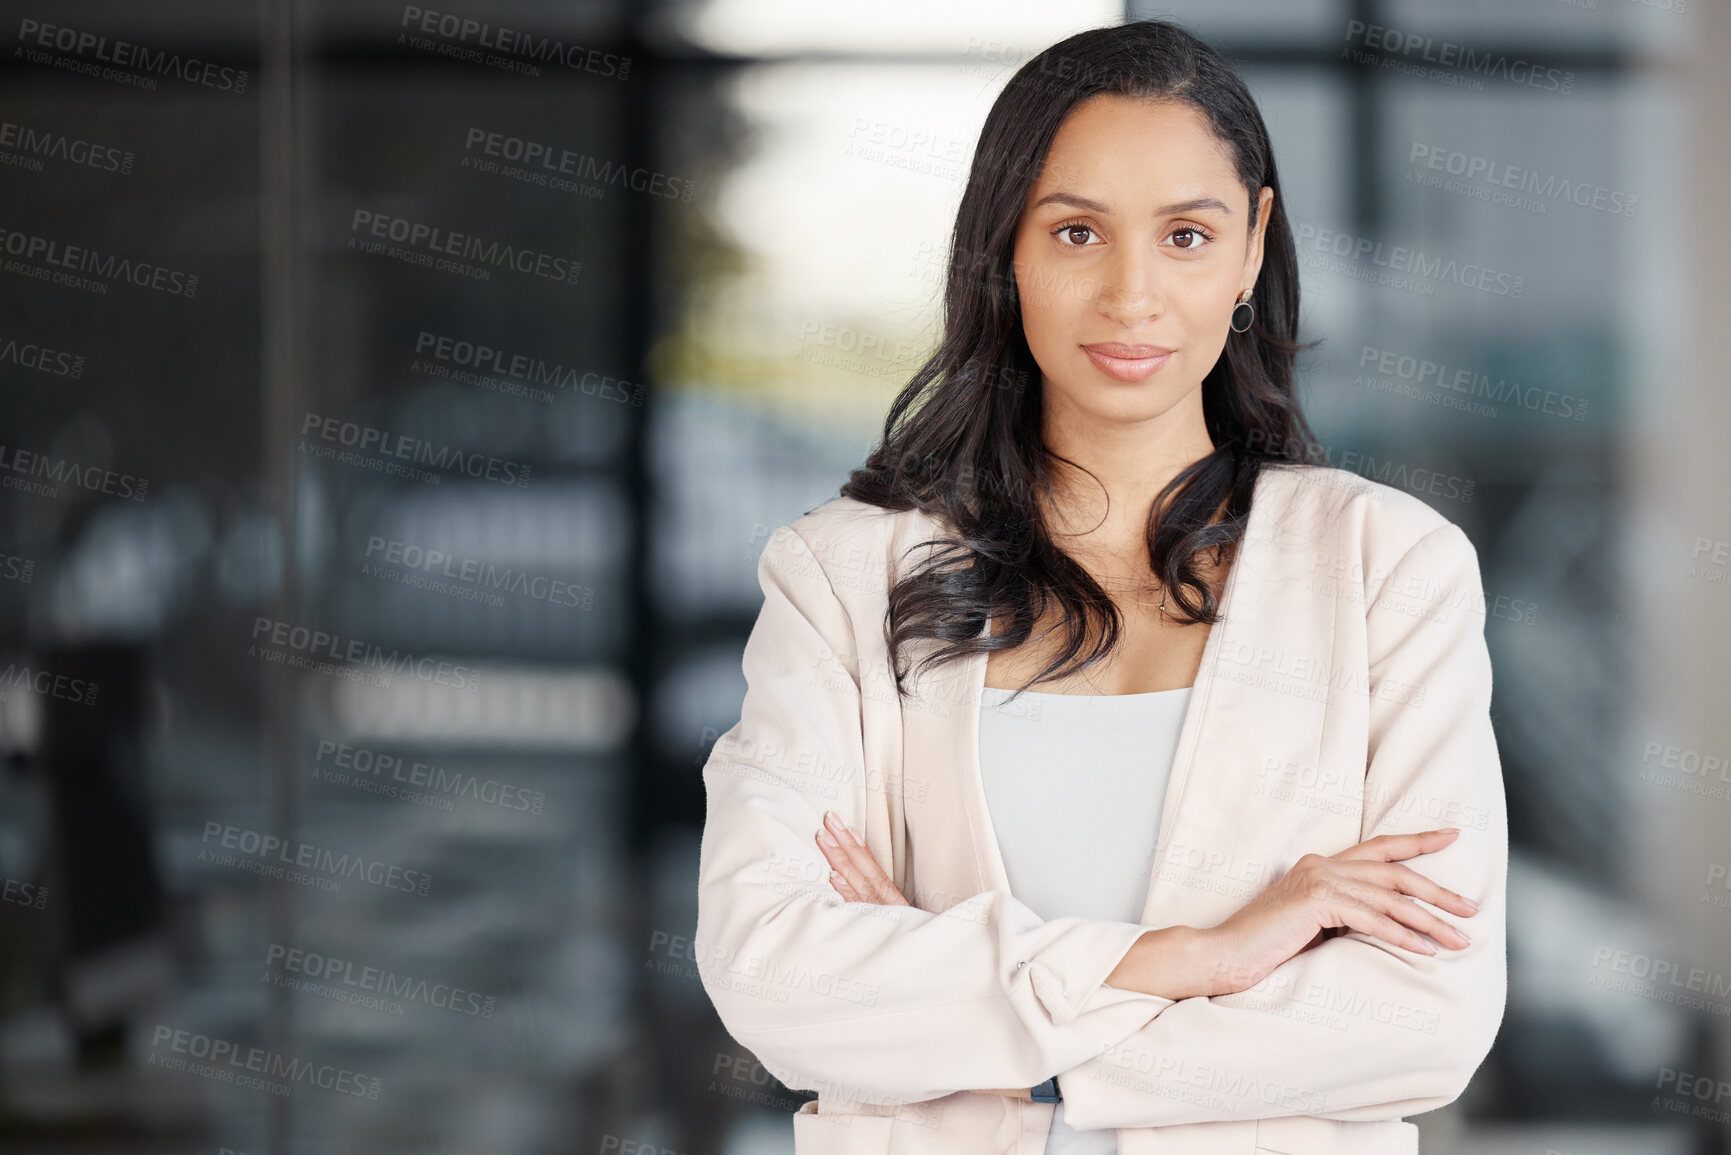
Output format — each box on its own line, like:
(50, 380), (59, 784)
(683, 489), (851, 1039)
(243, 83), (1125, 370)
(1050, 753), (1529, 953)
(1111, 828), (1480, 1001)
(1199, 827), (1479, 996)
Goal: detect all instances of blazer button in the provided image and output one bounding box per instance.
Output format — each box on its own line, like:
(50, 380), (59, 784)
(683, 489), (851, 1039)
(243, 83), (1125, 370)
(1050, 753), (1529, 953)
(1016, 959), (1028, 968)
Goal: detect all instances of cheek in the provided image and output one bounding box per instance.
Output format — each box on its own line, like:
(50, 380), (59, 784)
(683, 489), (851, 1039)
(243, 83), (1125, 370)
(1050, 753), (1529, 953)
(1014, 247), (1083, 332)
(1161, 282), (1232, 343)
(1012, 243), (1043, 311)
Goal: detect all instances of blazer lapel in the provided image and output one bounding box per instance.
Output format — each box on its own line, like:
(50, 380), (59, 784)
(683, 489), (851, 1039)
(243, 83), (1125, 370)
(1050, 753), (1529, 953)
(1143, 467), (1341, 927)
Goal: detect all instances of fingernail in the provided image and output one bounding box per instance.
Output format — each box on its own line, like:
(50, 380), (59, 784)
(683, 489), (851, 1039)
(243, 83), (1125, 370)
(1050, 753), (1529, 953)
(816, 827), (838, 848)
(1441, 827), (1461, 835)
(1462, 896), (1480, 910)
(1455, 928), (1472, 944)
(824, 810), (845, 834)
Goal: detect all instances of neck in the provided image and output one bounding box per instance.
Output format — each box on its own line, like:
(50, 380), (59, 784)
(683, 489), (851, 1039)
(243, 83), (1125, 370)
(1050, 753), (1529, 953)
(1039, 386), (1216, 541)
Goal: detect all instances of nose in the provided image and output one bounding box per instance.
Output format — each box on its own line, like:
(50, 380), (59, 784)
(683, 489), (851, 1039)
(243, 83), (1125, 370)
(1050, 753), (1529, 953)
(1094, 238), (1165, 326)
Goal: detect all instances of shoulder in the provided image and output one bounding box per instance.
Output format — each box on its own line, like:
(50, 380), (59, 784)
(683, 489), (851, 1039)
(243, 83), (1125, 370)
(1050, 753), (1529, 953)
(765, 495), (934, 600)
(783, 495), (900, 553)
(1256, 462), (1478, 578)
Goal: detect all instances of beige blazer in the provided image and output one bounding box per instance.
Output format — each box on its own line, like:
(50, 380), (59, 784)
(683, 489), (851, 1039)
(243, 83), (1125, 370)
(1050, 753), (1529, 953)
(696, 462), (1508, 1155)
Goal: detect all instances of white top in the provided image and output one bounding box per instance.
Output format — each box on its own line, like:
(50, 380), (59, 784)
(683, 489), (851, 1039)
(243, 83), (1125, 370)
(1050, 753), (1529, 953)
(978, 683), (1193, 1155)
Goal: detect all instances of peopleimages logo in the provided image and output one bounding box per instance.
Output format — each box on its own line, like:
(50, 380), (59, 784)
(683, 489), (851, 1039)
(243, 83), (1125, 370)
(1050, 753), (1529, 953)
(397, 5), (631, 80)
(1357, 345), (1588, 421)
(298, 411), (532, 488)
(412, 331), (642, 406)
(1407, 142), (1638, 218)
(348, 209), (580, 285)
(148, 1025), (381, 1099)
(1293, 223), (1524, 299)
(265, 943), (496, 1018)
(200, 821), (433, 896)
(0, 331), (85, 378)
(0, 660), (98, 705)
(0, 118), (134, 175)
(1343, 19), (1574, 94)
(1, 875), (48, 910)
(0, 442), (148, 502)
(15, 19), (250, 93)
(461, 127), (694, 201)
(249, 615), (483, 691)
(313, 739), (547, 814)
(0, 224), (198, 297)
(363, 534), (595, 610)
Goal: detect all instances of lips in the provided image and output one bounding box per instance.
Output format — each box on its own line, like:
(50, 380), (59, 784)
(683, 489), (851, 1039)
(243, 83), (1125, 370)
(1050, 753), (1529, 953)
(1081, 342), (1175, 382)
(1084, 343), (1174, 359)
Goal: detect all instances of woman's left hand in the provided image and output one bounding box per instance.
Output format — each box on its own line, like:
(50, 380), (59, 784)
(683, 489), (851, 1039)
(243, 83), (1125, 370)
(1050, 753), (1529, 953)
(815, 809), (1030, 1101)
(815, 810), (909, 905)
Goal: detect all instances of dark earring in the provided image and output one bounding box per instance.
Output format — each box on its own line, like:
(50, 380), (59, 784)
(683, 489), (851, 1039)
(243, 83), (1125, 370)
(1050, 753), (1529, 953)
(1230, 289), (1255, 334)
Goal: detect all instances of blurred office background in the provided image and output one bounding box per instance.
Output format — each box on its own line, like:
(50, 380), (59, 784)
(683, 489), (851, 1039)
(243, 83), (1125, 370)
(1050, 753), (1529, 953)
(0, 0), (1728, 1152)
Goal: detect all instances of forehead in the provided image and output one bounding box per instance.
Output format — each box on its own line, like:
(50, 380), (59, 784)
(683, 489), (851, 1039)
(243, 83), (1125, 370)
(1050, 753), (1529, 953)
(1031, 95), (1240, 201)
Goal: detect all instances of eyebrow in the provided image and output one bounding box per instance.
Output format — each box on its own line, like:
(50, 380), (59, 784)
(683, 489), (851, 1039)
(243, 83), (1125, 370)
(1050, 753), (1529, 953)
(1030, 192), (1233, 217)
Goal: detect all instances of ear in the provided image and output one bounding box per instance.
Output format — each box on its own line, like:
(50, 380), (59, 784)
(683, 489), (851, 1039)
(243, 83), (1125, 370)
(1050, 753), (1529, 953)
(1243, 185), (1275, 290)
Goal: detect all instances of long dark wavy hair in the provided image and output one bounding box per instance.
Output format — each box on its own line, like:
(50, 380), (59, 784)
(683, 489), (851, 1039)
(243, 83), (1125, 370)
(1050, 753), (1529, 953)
(839, 18), (1323, 696)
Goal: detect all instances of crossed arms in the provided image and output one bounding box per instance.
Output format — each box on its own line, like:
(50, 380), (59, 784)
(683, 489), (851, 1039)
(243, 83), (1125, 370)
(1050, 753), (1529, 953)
(694, 520), (1507, 1126)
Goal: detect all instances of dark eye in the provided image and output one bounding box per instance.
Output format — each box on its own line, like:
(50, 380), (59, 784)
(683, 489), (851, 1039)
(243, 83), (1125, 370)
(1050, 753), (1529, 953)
(1170, 226), (1214, 250)
(1051, 220), (1101, 247)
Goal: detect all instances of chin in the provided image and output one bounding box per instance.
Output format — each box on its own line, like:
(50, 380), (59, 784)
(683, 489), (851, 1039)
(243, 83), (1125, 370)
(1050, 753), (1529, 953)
(1071, 385), (1185, 424)
(1088, 362), (1188, 397)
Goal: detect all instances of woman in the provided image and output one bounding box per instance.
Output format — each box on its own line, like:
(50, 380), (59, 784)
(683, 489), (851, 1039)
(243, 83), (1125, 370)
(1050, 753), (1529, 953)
(695, 19), (1506, 1155)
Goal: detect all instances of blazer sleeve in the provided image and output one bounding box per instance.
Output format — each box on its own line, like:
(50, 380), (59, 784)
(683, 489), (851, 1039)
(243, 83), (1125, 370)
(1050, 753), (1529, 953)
(1058, 522), (1509, 1130)
(695, 522), (1177, 1105)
